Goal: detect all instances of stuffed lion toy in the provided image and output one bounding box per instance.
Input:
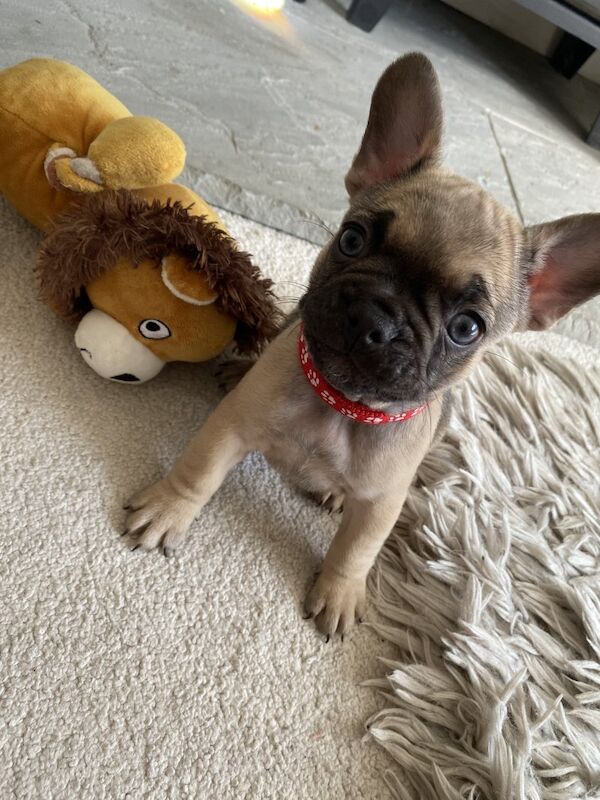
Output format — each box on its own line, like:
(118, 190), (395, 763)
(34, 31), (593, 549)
(0, 58), (279, 383)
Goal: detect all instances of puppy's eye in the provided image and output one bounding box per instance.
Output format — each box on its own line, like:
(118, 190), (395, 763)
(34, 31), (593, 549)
(446, 312), (483, 346)
(338, 225), (366, 257)
(139, 319), (171, 340)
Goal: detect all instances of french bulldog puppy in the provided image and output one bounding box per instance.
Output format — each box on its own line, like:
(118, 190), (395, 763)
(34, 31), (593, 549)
(122, 53), (600, 637)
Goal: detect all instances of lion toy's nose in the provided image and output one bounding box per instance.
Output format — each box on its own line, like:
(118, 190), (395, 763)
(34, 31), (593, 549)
(74, 309), (165, 384)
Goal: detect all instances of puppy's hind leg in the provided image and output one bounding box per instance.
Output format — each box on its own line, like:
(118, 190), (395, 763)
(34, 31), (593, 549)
(303, 489), (345, 515)
(214, 357), (256, 393)
(123, 395), (249, 555)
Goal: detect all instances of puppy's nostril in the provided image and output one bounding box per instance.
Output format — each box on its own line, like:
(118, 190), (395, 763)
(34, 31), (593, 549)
(365, 329), (385, 345)
(344, 299), (399, 348)
(340, 285), (355, 304)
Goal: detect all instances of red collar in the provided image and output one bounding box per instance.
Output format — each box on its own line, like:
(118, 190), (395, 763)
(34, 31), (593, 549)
(298, 325), (427, 425)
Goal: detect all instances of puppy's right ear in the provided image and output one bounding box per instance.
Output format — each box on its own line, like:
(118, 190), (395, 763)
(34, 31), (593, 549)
(345, 53), (443, 196)
(524, 213), (600, 330)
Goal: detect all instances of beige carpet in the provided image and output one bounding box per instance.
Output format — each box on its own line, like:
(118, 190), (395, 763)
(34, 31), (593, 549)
(1, 193), (599, 799)
(0, 196), (396, 799)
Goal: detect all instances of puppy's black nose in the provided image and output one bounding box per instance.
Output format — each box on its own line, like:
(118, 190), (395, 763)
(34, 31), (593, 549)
(344, 300), (398, 349)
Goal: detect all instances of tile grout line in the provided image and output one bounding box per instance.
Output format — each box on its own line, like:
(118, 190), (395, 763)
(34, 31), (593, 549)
(486, 109), (559, 148)
(486, 111), (525, 225)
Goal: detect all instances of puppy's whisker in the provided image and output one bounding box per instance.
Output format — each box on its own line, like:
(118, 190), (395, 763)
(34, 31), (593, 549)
(275, 280), (309, 292)
(487, 350), (521, 371)
(284, 323), (300, 340)
(301, 219), (335, 239)
(425, 386), (444, 446)
(427, 402), (433, 445)
(426, 390), (437, 445)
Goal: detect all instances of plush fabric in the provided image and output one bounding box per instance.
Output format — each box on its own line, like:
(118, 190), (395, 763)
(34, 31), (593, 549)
(0, 58), (185, 229)
(38, 187), (279, 357)
(0, 60), (277, 376)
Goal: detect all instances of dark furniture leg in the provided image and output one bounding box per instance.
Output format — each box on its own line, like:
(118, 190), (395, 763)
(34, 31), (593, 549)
(587, 109), (600, 147)
(549, 31), (595, 78)
(346, 0), (393, 32)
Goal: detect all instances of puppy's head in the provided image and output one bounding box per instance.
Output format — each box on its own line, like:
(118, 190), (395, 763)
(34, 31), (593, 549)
(300, 53), (600, 406)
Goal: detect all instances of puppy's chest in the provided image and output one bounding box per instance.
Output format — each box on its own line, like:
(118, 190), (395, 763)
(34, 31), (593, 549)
(261, 403), (374, 495)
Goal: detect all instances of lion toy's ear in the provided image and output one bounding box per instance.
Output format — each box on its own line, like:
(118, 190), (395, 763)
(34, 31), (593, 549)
(36, 187), (281, 384)
(161, 253), (219, 306)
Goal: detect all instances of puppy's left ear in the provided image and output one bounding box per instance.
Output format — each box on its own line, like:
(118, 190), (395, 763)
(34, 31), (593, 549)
(524, 213), (600, 330)
(345, 53), (443, 196)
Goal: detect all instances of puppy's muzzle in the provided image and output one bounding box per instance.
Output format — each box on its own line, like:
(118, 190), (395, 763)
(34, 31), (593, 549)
(303, 281), (402, 355)
(343, 296), (399, 351)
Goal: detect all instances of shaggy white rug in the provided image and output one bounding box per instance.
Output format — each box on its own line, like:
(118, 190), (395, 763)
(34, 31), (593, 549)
(0, 193), (599, 799)
(367, 335), (600, 799)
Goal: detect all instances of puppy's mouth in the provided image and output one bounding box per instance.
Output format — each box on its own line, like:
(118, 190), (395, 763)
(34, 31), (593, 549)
(301, 322), (426, 406)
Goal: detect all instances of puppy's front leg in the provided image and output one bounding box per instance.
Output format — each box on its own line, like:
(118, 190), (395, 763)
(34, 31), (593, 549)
(123, 396), (249, 555)
(304, 491), (408, 637)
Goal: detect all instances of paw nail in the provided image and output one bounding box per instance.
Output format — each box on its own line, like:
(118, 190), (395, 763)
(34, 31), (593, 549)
(302, 613), (313, 620)
(325, 635), (330, 644)
(131, 544), (140, 552)
(121, 530), (129, 537)
(122, 505), (131, 510)
(358, 617), (363, 624)
(163, 547), (174, 558)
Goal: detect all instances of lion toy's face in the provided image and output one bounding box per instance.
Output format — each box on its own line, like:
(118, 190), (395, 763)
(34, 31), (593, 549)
(37, 190), (280, 384)
(76, 254), (237, 383)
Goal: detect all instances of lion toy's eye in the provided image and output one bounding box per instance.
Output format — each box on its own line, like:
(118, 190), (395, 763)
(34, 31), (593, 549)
(138, 319), (171, 340)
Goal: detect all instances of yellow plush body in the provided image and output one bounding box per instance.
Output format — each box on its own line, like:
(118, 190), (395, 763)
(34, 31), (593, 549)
(0, 58), (186, 230)
(0, 59), (276, 383)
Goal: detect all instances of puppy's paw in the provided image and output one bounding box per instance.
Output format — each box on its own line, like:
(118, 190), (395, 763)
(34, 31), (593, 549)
(214, 358), (254, 393)
(123, 480), (197, 555)
(303, 489), (345, 514)
(319, 491), (344, 515)
(304, 568), (366, 638)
